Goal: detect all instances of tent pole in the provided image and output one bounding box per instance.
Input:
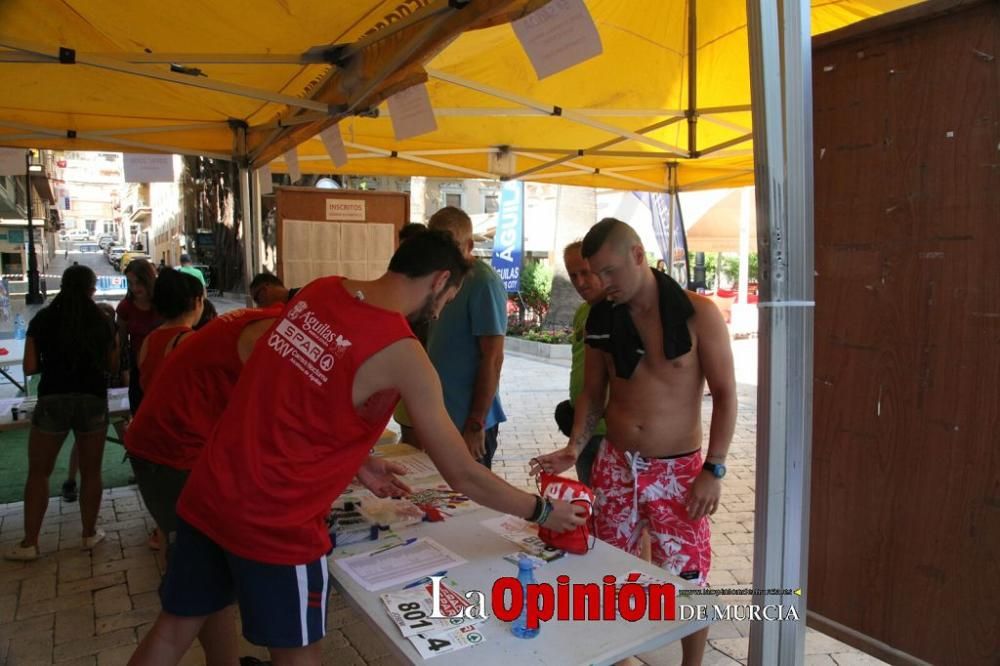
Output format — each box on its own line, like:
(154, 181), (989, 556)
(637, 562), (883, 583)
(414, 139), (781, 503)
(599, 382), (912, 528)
(239, 166), (253, 305)
(252, 167), (265, 275)
(687, 0), (698, 157)
(667, 163), (678, 273)
(746, 0), (814, 663)
(233, 122), (256, 305)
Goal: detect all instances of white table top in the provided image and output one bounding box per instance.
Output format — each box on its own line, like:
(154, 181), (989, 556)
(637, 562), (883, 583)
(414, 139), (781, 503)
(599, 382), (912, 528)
(0, 339), (25, 366)
(0, 387), (130, 431)
(329, 449), (712, 666)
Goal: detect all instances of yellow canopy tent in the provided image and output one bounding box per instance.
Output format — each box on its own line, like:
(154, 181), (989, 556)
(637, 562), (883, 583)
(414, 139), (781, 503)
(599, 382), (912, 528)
(268, 0), (921, 191)
(0, 0), (551, 164)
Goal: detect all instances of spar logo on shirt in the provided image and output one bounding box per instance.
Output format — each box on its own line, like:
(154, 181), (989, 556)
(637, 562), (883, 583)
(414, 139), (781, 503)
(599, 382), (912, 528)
(267, 299), (352, 385)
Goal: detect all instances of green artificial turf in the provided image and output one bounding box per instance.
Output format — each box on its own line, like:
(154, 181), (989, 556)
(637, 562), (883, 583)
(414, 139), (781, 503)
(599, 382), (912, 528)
(0, 428), (134, 504)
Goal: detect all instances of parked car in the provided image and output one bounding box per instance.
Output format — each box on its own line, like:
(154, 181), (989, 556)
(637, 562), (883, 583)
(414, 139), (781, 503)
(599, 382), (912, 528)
(97, 235), (116, 249)
(108, 247), (127, 267)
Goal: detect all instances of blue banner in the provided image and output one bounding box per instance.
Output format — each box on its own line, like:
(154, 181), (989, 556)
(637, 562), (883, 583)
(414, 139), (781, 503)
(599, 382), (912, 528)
(491, 180), (524, 292)
(96, 275), (128, 294)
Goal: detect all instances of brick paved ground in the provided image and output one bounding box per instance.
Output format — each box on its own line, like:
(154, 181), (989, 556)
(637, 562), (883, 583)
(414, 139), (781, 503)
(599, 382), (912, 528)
(0, 341), (885, 665)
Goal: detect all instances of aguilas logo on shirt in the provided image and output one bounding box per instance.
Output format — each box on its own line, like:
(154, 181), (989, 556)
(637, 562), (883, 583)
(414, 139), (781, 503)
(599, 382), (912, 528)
(267, 299), (352, 385)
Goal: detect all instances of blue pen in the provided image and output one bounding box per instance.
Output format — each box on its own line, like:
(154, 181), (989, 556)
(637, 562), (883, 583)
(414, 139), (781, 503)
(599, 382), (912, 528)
(403, 571), (447, 589)
(368, 537), (417, 557)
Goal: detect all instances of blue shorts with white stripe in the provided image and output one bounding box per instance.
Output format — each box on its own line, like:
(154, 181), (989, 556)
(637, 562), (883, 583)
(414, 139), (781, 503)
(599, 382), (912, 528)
(162, 518), (330, 648)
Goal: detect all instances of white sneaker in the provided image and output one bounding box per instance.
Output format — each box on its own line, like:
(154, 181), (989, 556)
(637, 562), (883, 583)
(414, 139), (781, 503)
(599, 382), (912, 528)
(81, 528), (105, 550)
(4, 542), (40, 561)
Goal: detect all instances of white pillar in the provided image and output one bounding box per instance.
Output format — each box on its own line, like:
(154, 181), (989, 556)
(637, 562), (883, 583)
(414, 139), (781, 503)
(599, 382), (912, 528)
(746, 0), (815, 663)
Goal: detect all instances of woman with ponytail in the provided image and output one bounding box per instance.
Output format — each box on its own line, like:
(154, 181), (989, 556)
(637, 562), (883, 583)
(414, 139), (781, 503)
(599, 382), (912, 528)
(5, 265), (118, 560)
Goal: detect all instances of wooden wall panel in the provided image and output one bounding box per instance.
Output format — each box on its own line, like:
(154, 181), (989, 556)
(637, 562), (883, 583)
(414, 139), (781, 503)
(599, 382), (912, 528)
(809, 2), (1000, 664)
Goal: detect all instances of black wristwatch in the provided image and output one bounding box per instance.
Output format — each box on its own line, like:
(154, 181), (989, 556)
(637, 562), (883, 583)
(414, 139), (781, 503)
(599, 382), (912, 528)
(703, 461), (727, 479)
(465, 417), (484, 433)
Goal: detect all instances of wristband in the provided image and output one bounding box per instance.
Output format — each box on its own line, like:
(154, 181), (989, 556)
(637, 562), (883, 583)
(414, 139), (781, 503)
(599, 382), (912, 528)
(536, 499), (554, 526)
(527, 495), (544, 523)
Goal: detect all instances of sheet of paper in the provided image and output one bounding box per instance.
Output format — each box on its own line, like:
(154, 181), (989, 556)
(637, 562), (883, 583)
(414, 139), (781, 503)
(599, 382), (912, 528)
(386, 83), (438, 141)
(335, 538), (467, 592)
(283, 262), (311, 290)
(512, 0), (603, 80)
(284, 148), (301, 183)
(367, 223), (396, 261)
(410, 624), (486, 659)
(123, 153), (175, 183)
(320, 124), (349, 167)
(366, 261), (387, 280)
(282, 219), (312, 260)
(389, 454), (441, 479)
(308, 221), (341, 261)
(481, 515), (565, 561)
(310, 261), (341, 281)
(382, 580), (479, 637)
(341, 261), (367, 280)
(340, 223), (369, 261)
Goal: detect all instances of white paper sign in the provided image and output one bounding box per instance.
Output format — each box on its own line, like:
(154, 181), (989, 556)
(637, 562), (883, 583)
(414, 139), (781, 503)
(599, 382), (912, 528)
(335, 538), (467, 592)
(258, 164), (273, 195)
(386, 84), (437, 141)
(320, 125), (349, 167)
(512, 0), (603, 79)
(122, 153), (174, 183)
(284, 149), (301, 184)
(0, 148), (26, 176)
(325, 199), (366, 221)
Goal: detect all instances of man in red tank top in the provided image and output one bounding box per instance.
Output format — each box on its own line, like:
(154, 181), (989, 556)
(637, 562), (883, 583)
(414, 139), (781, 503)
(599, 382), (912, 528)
(126, 305), (282, 666)
(132, 231), (587, 665)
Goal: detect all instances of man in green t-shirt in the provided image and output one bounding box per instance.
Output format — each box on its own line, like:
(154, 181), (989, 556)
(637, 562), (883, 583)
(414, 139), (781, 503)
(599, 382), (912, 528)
(555, 240), (607, 485)
(178, 254), (206, 287)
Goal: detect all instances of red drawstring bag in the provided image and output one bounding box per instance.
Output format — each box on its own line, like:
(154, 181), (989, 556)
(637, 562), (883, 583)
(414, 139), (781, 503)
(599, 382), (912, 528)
(536, 472), (595, 555)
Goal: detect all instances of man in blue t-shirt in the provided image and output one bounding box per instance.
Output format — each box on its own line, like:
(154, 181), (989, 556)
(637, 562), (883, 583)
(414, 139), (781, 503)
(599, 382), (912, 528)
(423, 206), (507, 468)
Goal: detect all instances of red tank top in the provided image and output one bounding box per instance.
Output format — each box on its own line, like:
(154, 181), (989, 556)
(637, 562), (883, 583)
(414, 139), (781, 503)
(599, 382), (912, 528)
(125, 307), (282, 470)
(178, 277), (414, 564)
(139, 325), (192, 392)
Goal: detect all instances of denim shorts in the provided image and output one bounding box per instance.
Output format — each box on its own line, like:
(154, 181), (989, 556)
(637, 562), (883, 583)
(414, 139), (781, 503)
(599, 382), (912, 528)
(31, 393), (109, 434)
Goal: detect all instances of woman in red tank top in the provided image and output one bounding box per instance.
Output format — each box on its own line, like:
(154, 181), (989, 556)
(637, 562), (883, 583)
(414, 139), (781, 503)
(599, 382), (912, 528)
(138, 268), (205, 394)
(135, 267), (204, 552)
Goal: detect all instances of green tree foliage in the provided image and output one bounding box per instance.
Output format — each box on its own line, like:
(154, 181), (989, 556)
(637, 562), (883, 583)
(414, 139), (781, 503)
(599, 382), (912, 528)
(519, 260), (553, 319)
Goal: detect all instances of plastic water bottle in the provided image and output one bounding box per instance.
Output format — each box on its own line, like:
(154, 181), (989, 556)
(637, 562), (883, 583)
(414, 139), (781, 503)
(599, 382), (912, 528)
(13, 314), (25, 340)
(511, 557), (540, 639)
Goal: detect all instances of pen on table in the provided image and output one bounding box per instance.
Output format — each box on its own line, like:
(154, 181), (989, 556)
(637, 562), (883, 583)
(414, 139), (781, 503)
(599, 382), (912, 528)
(403, 571), (447, 589)
(368, 537), (417, 557)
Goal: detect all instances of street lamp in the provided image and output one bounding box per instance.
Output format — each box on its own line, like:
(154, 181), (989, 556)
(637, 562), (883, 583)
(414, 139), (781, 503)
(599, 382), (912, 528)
(24, 151), (44, 305)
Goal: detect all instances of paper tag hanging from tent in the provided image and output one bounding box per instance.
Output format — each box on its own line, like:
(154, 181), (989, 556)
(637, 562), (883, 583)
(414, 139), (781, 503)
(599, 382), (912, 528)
(319, 125), (349, 167)
(284, 148), (301, 184)
(258, 164), (273, 195)
(0, 148), (25, 177)
(123, 153), (174, 183)
(386, 83), (437, 141)
(512, 0), (603, 80)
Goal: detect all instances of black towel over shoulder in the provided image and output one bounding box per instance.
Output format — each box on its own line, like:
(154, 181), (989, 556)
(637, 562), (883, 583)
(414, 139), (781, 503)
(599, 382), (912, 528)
(584, 269), (695, 379)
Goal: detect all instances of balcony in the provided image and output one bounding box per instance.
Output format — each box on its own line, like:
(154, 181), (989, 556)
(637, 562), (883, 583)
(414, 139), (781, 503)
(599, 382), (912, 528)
(128, 201), (151, 224)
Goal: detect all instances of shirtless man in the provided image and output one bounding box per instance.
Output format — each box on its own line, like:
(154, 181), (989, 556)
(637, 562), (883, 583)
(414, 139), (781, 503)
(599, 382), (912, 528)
(531, 218), (737, 665)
